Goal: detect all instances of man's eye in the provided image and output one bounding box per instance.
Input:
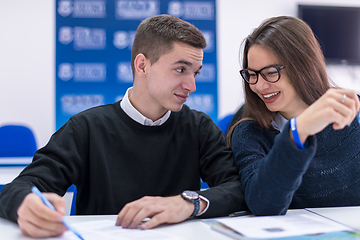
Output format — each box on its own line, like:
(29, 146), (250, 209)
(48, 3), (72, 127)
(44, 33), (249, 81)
(194, 71), (200, 77)
(175, 68), (185, 73)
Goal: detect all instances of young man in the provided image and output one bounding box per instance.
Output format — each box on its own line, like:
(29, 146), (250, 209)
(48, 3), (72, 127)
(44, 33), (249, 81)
(0, 14), (246, 238)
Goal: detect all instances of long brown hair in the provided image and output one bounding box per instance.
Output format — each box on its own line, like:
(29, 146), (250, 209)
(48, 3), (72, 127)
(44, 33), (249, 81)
(227, 16), (331, 146)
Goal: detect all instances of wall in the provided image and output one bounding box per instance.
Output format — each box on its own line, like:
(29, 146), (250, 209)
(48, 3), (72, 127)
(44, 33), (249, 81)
(1, 0), (360, 148)
(0, 0), (55, 148)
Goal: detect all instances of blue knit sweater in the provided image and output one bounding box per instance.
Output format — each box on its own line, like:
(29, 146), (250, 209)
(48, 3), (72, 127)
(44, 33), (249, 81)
(232, 118), (360, 216)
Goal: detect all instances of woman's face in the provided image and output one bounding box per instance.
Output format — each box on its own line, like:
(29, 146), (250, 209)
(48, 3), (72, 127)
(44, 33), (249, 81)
(247, 45), (307, 119)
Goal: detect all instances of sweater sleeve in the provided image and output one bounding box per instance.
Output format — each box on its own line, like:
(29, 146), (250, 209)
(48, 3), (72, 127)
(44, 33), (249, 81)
(0, 118), (84, 223)
(231, 121), (317, 216)
(195, 114), (248, 217)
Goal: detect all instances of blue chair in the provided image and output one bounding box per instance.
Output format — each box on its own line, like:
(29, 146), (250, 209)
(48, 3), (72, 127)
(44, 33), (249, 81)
(216, 114), (234, 136)
(67, 185), (77, 215)
(0, 124), (37, 157)
(200, 179), (209, 189)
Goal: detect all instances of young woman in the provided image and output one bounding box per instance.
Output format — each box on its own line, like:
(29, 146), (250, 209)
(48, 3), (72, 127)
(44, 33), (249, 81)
(228, 16), (360, 216)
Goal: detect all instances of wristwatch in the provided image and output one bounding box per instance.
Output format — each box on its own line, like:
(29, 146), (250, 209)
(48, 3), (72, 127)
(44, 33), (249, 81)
(181, 190), (200, 218)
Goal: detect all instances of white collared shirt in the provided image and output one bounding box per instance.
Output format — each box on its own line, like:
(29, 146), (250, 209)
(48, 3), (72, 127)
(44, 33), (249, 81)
(271, 113), (288, 132)
(120, 87), (171, 126)
(119, 87), (210, 215)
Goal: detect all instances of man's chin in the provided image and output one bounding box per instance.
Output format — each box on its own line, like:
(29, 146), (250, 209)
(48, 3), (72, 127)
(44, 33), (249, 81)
(169, 104), (184, 112)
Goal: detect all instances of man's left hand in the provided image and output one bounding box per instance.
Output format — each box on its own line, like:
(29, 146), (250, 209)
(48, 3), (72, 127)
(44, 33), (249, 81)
(116, 195), (202, 229)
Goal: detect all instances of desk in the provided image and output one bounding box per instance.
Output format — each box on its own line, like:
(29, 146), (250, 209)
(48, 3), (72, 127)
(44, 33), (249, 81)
(0, 157), (32, 166)
(0, 209), (322, 240)
(0, 166), (25, 188)
(0, 157), (31, 190)
(0, 215), (231, 240)
(1, 170), (359, 240)
(307, 206), (360, 232)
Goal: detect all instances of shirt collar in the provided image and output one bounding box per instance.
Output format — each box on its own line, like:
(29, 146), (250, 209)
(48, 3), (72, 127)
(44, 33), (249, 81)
(271, 113), (288, 132)
(120, 87), (171, 126)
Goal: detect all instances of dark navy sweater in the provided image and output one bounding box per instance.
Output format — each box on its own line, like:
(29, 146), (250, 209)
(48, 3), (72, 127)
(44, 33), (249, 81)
(232, 119), (360, 215)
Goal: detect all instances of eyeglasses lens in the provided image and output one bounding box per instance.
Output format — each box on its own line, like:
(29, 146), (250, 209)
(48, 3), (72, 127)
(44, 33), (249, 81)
(241, 66), (281, 84)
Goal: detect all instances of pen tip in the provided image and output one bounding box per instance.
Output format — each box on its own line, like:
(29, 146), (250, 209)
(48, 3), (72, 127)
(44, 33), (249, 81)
(77, 233), (84, 240)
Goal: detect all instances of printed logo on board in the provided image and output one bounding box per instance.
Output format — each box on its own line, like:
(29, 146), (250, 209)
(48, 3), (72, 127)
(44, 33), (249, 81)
(59, 27), (74, 45)
(58, 0), (107, 18)
(113, 31), (128, 49)
(186, 94), (214, 113)
(168, 1), (214, 20)
(196, 64), (215, 82)
(58, 0), (73, 17)
(117, 62), (133, 82)
(115, 0), (160, 20)
(168, 1), (183, 17)
(61, 94), (104, 115)
(74, 63), (106, 81)
(58, 63), (74, 81)
(73, 27), (106, 50)
(202, 31), (214, 52)
(113, 31), (136, 49)
(58, 63), (107, 82)
(73, 0), (107, 18)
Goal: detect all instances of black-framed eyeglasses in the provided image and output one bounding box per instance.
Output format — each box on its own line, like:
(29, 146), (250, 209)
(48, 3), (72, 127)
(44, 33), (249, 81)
(239, 65), (285, 84)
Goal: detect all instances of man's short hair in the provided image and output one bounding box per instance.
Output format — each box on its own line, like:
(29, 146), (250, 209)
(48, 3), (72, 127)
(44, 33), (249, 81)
(131, 14), (207, 76)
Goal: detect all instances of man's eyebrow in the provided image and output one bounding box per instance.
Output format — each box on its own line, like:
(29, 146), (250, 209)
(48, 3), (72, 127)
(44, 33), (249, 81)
(173, 60), (192, 66)
(173, 60), (203, 71)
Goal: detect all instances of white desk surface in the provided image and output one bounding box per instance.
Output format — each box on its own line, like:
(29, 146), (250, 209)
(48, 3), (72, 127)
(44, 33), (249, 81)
(0, 209), (316, 240)
(0, 157), (32, 165)
(1, 166), (360, 239)
(306, 206), (360, 232)
(0, 215), (230, 240)
(0, 157), (30, 185)
(1, 207), (359, 239)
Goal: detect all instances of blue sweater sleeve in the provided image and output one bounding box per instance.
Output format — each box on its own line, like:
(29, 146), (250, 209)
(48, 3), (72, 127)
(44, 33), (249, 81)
(231, 121), (317, 215)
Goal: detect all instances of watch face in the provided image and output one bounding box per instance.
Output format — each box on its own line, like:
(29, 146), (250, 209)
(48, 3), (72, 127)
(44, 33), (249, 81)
(182, 190), (199, 200)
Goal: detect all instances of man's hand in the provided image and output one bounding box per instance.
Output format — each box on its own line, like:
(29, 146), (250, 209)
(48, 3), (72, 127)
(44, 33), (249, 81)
(116, 195), (206, 230)
(17, 192), (67, 238)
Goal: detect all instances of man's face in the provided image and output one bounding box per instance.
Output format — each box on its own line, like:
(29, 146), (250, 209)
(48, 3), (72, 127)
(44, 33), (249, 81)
(145, 41), (203, 113)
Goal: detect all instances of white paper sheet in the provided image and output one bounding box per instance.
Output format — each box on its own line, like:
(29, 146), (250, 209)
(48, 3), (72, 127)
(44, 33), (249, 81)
(46, 220), (184, 240)
(218, 214), (351, 239)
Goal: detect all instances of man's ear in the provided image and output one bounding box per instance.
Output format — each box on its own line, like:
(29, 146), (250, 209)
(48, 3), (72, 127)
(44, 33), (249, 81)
(134, 53), (147, 77)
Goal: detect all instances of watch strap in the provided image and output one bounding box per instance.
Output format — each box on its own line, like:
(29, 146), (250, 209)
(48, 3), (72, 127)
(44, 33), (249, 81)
(181, 191), (200, 218)
(191, 196), (200, 217)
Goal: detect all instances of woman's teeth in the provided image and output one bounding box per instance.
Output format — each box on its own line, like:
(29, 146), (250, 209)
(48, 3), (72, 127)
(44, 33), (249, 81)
(264, 92), (279, 99)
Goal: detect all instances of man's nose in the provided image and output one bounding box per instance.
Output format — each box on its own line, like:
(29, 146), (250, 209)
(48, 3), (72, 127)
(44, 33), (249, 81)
(183, 75), (196, 93)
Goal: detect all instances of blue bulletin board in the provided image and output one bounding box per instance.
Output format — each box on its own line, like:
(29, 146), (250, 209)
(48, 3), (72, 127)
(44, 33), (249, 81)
(56, 0), (217, 129)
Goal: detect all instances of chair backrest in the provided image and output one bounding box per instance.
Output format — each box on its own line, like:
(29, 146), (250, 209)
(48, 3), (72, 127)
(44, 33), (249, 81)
(0, 125), (37, 157)
(217, 105), (244, 137)
(216, 114), (234, 136)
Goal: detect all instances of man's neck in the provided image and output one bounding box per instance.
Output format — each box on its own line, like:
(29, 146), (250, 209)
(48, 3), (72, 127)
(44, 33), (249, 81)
(128, 87), (168, 122)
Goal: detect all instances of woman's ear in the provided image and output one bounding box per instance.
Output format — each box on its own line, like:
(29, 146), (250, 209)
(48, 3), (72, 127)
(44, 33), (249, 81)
(134, 53), (147, 77)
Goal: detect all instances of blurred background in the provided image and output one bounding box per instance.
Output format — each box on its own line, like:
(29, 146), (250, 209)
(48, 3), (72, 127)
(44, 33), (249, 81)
(1, 0), (360, 149)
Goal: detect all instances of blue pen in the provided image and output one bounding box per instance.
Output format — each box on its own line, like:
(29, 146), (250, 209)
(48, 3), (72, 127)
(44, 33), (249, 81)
(357, 112), (360, 124)
(31, 186), (84, 240)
